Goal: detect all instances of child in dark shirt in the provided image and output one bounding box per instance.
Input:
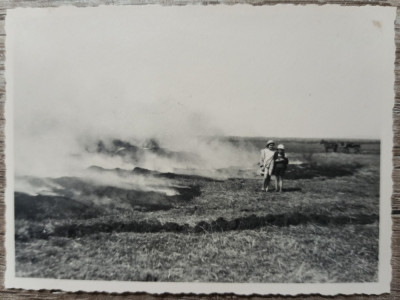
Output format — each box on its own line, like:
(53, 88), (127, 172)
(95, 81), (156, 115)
(273, 144), (289, 192)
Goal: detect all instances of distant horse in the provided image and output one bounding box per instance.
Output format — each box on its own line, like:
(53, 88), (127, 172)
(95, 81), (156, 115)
(341, 142), (361, 153)
(320, 140), (338, 152)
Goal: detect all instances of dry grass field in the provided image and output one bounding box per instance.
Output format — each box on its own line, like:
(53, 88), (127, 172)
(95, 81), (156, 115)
(14, 138), (380, 283)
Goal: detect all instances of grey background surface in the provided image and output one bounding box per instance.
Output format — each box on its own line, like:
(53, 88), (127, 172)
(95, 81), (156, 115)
(0, 1), (399, 299)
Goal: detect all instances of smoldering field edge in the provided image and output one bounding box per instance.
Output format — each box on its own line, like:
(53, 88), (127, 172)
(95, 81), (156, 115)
(13, 137), (380, 283)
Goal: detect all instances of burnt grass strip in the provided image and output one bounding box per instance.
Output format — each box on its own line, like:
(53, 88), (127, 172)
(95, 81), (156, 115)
(24, 213), (379, 240)
(284, 164), (359, 180)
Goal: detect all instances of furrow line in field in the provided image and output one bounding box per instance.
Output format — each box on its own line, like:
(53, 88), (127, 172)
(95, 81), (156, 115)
(18, 212), (379, 240)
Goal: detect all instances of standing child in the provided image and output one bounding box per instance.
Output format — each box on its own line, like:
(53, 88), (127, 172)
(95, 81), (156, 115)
(260, 140), (276, 192)
(273, 144), (289, 192)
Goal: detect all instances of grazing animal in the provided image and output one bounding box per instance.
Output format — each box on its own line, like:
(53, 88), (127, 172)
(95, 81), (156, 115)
(341, 142), (361, 153)
(320, 140), (338, 152)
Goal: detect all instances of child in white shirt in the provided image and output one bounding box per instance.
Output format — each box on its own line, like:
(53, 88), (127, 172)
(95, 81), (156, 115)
(260, 140), (276, 192)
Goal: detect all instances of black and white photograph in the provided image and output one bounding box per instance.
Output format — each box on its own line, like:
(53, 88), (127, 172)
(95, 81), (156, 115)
(4, 4), (395, 295)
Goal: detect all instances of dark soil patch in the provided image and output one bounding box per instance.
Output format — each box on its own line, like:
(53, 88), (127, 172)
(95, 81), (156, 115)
(15, 182), (202, 223)
(156, 171), (222, 182)
(55, 176), (201, 208)
(282, 187), (302, 192)
(27, 212), (379, 240)
(133, 167), (220, 182)
(196, 213), (378, 232)
(88, 186), (177, 210)
(131, 167), (159, 176)
(174, 186), (202, 201)
(14, 192), (100, 221)
(84, 184), (201, 210)
(284, 164), (360, 180)
(90, 166), (222, 182)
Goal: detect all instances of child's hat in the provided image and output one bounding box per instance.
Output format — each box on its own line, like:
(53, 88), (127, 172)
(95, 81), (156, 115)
(277, 144), (285, 150)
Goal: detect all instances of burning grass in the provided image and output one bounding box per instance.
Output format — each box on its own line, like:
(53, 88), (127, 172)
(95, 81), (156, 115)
(14, 150), (380, 282)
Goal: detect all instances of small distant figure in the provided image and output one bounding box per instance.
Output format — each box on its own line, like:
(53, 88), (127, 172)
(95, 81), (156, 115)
(260, 140), (276, 192)
(320, 139), (338, 153)
(273, 144), (289, 192)
(341, 142), (361, 154)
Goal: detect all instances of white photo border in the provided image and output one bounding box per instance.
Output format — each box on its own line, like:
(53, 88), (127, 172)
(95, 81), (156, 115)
(3, 4), (395, 295)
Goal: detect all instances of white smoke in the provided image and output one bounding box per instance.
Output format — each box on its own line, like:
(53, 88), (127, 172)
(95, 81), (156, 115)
(15, 177), (63, 196)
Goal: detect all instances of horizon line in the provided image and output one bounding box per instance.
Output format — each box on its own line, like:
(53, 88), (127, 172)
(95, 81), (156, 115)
(199, 135), (381, 141)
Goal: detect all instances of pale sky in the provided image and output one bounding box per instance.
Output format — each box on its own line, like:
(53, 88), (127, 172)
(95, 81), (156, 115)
(7, 5), (395, 148)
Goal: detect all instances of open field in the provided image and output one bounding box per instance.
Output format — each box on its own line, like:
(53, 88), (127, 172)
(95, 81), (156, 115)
(14, 138), (380, 283)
